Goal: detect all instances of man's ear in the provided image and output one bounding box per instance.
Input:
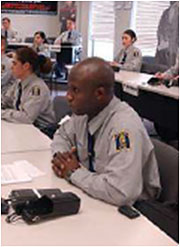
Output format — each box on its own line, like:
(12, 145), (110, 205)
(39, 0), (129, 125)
(95, 87), (106, 100)
(23, 62), (31, 71)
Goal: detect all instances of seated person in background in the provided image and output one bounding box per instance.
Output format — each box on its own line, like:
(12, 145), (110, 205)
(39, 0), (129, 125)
(1, 17), (18, 42)
(110, 29), (142, 72)
(1, 47), (56, 138)
(155, 52), (179, 81)
(1, 35), (15, 96)
(51, 57), (161, 206)
(54, 18), (82, 79)
(54, 17), (82, 46)
(32, 31), (50, 58)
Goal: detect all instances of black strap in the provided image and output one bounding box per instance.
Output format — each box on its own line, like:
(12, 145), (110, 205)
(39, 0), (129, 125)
(5, 30), (8, 39)
(121, 52), (127, 65)
(88, 132), (95, 172)
(15, 83), (22, 110)
(67, 31), (72, 40)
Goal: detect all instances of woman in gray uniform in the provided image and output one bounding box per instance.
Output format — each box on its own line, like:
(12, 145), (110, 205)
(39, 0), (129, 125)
(1, 35), (15, 96)
(1, 47), (56, 138)
(32, 31), (50, 58)
(111, 29), (142, 72)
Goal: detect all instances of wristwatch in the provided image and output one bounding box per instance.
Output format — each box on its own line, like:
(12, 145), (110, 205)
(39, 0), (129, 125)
(64, 169), (75, 182)
(64, 163), (82, 182)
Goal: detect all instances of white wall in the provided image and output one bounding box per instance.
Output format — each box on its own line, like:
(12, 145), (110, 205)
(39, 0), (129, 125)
(2, 7), (60, 41)
(2, 1), (132, 58)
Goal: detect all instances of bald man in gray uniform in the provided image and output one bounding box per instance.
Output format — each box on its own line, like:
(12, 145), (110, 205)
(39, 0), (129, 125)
(51, 57), (161, 206)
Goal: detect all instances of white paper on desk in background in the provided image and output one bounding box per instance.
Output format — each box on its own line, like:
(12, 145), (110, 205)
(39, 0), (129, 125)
(122, 81), (139, 96)
(1, 160), (45, 185)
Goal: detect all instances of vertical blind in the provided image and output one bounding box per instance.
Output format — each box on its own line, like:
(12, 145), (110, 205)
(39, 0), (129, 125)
(91, 1), (115, 42)
(135, 1), (170, 56)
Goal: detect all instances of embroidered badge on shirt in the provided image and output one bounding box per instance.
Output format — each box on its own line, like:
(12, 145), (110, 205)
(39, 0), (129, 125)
(134, 51), (139, 57)
(114, 131), (131, 151)
(1, 64), (5, 73)
(32, 86), (40, 96)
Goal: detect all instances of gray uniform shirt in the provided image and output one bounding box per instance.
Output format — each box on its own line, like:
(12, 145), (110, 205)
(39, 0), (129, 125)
(115, 45), (142, 72)
(32, 43), (50, 58)
(51, 96), (161, 206)
(2, 73), (56, 127)
(1, 54), (14, 96)
(1, 28), (18, 41)
(54, 30), (82, 46)
(164, 52), (179, 79)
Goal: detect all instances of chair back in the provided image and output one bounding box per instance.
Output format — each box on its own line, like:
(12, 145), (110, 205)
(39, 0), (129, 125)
(151, 138), (179, 203)
(53, 96), (71, 123)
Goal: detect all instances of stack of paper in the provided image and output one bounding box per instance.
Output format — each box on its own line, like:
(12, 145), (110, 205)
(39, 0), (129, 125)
(2, 160), (45, 185)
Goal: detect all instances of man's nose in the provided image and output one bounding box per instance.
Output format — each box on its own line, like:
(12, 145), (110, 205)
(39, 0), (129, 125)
(66, 91), (73, 102)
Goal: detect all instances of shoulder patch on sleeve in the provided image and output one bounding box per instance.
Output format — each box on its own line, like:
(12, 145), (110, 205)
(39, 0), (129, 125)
(32, 85), (41, 96)
(134, 50), (139, 57)
(1, 64), (5, 73)
(114, 130), (131, 151)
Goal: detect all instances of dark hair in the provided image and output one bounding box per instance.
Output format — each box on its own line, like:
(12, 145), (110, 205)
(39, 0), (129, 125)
(124, 29), (137, 42)
(16, 47), (52, 74)
(67, 17), (76, 23)
(2, 17), (11, 23)
(1, 35), (8, 49)
(34, 31), (48, 44)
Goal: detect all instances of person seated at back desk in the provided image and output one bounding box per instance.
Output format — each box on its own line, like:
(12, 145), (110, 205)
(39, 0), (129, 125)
(1, 17), (18, 42)
(1, 47), (56, 138)
(155, 52), (179, 82)
(110, 29), (142, 72)
(54, 17), (82, 79)
(153, 52), (179, 143)
(51, 57), (161, 206)
(32, 31), (50, 58)
(54, 17), (82, 46)
(1, 35), (15, 97)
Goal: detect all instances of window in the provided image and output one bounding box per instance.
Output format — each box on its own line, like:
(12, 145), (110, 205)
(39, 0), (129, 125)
(89, 1), (115, 60)
(133, 1), (170, 56)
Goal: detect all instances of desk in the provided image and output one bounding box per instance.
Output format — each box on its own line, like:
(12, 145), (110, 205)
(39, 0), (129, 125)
(1, 121), (51, 154)
(115, 71), (179, 133)
(7, 42), (81, 54)
(1, 150), (176, 246)
(7, 42), (61, 53)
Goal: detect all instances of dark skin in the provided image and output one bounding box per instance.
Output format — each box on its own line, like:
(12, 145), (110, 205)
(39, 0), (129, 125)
(52, 58), (114, 178)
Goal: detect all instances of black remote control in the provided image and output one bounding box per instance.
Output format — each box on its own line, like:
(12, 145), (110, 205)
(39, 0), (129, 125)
(118, 205), (140, 219)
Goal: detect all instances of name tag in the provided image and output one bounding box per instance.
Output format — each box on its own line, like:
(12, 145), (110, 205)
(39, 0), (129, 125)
(122, 83), (139, 97)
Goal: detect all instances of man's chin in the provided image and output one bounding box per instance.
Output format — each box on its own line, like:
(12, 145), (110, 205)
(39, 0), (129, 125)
(72, 108), (85, 116)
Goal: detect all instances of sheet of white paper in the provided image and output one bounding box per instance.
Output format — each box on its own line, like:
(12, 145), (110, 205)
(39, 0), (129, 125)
(122, 83), (139, 96)
(13, 160), (45, 178)
(1, 160), (45, 185)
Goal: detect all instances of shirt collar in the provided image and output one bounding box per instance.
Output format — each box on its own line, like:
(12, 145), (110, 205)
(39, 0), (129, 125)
(88, 96), (120, 135)
(20, 73), (37, 90)
(125, 44), (134, 52)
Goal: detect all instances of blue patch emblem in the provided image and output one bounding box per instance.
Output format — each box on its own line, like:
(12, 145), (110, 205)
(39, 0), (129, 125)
(114, 131), (130, 151)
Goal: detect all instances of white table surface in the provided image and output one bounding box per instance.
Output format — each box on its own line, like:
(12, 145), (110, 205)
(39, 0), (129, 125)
(1, 120), (51, 154)
(1, 150), (176, 246)
(115, 71), (179, 100)
(8, 42), (81, 53)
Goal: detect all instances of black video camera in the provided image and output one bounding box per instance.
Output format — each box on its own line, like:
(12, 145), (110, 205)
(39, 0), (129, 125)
(5, 188), (80, 224)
